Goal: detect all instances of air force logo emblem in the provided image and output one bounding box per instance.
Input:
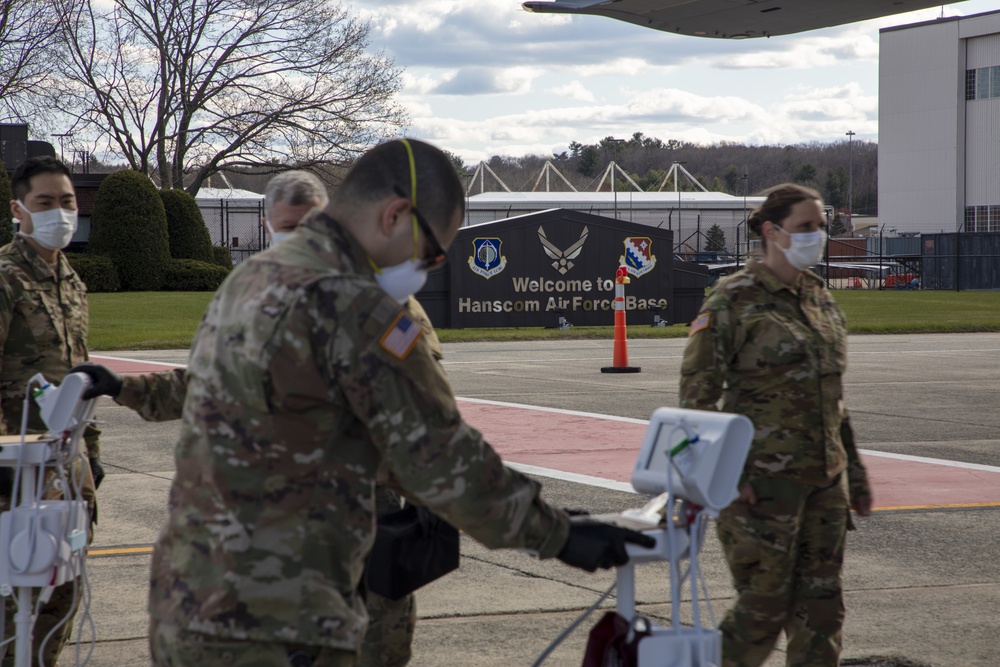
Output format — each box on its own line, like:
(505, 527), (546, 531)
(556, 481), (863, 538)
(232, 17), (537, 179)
(468, 237), (507, 279)
(620, 236), (657, 277)
(539, 225), (588, 275)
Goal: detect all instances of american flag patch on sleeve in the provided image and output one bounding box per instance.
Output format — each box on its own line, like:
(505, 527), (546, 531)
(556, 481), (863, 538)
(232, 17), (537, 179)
(689, 313), (710, 336)
(380, 313), (424, 359)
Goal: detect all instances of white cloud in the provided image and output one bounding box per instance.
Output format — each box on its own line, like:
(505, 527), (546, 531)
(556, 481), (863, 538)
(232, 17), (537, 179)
(348, 0), (995, 160)
(400, 72), (441, 95)
(548, 80), (595, 101)
(495, 67), (543, 95)
(572, 58), (662, 77)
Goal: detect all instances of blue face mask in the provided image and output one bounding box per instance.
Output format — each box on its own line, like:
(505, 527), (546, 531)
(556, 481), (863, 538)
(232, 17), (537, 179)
(775, 226), (827, 270)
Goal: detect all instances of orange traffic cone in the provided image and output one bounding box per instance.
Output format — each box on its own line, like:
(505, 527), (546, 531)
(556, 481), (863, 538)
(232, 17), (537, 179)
(601, 264), (641, 374)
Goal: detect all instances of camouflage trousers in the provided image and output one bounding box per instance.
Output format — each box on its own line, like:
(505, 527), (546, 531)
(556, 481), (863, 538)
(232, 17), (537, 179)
(150, 483), (417, 667)
(360, 486), (416, 667)
(150, 620), (357, 667)
(716, 474), (849, 667)
(0, 578), (82, 667)
(359, 592), (415, 667)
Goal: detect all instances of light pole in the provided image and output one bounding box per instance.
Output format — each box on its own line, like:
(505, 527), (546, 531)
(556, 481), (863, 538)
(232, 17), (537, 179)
(51, 133), (73, 165)
(846, 130), (856, 232)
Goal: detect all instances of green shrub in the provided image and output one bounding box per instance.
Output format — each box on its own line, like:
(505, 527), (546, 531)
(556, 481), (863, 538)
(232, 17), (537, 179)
(0, 163), (13, 246)
(162, 259), (230, 291)
(159, 189), (214, 263)
(211, 245), (233, 270)
(64, 253), (120, 292)
(89, 170), (171, 291)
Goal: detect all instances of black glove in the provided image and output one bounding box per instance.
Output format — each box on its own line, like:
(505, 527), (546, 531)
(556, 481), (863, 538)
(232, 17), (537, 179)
(557, 519), (656, 573)
(70, 363), (123, 400)
(89, 457), (105, 489)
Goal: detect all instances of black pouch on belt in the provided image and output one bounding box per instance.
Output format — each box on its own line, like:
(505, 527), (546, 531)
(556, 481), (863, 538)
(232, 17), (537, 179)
(366, 502), (460, 601)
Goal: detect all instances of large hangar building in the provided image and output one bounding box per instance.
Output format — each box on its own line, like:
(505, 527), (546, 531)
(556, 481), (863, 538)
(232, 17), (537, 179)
(880, 10), (1000, 235)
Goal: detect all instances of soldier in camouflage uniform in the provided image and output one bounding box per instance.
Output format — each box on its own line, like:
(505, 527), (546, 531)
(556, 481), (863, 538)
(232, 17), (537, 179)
(88, 140), (649, 666)
(76, 170), (435, 666)
(0, 157), (102, 666)
(679, 184), (873, 667)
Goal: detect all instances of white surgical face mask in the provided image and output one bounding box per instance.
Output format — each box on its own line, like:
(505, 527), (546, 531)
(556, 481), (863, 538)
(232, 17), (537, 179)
(266, 219), (293, 247)
(774, 226), (827, 271)
(373, 258), (428, 304)
(17, 200), (78, 250)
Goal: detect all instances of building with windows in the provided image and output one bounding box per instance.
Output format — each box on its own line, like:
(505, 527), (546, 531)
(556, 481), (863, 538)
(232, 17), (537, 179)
(879, 11), (1000, 234)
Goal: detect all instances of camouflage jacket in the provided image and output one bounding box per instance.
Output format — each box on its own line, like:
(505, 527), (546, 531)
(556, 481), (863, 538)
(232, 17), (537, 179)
(679, 261), (869, 496)
(0, 236), (97, 503)
(117, 300), (441, 421)
(148, 212), (568, 650)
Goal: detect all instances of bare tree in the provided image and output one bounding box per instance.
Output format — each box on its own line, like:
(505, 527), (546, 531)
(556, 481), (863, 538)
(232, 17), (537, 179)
(0, 1), (64, 121)
(54, 0), (406, 194)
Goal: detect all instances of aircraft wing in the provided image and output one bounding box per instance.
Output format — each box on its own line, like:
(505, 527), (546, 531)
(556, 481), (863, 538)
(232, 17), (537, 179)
(521, 0), (972, 39)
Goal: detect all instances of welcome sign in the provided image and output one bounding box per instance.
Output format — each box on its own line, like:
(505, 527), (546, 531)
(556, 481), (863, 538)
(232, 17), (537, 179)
(418, 209), (706, 329)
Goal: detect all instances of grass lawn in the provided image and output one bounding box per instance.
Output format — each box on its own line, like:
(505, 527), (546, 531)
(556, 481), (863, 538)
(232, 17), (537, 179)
(87, 290), (1000, 350)
(88, 292), (214, 350)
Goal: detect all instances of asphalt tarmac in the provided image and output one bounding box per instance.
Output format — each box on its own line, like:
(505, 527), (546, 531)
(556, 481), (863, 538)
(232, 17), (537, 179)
(60, 332), (1000, 666)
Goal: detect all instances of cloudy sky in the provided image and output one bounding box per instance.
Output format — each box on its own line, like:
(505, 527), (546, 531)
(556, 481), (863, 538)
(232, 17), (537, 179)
(347, 0), (998, 163)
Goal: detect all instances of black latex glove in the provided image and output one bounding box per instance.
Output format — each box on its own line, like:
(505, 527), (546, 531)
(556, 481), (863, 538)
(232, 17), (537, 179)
(90, 457), (105, 489)
(557, 519), (656, 573)
(70, 363), (123, 400)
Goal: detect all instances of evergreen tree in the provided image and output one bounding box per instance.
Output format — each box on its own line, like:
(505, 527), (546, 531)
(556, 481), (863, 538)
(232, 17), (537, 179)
(825, 167), (848, 210)
(89, 170), (171, 291)
(577, 146), (599, 178)
(794, 163), (818, 185)
(160, 189), (214, 263)
(705, 224), (726, 252)
(829, 213), (847, 237)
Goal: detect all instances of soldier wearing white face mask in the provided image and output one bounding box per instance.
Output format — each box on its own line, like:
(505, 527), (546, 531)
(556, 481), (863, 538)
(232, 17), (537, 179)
(263, 171), (328, 248)
(0, 156), (101, 667)
(76, 166), (448, 667)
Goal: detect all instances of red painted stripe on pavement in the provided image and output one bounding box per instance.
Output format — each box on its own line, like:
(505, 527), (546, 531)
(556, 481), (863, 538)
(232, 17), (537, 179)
(456, 400), (1000, 510)
(92, 356), (183, 373)
(93, 354), (1000, 510)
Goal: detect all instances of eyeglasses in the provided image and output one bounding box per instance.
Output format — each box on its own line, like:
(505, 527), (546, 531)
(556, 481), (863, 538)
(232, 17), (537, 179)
(393, 186), (447, 270)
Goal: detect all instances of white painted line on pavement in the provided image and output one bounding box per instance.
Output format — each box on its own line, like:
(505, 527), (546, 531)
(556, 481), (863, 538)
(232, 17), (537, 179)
(443, 355), (684, 364)
(460, 397), (1000, 475)
(457, 396), (648, 424)
(505, 462), (636, 494)
(89, 356), (1000, 476)
(855, 449), (1000, 473)
(91, 354), (185, 368)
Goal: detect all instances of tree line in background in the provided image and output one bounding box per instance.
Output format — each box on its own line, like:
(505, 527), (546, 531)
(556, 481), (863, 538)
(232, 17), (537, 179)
(460, 132), (879, 216)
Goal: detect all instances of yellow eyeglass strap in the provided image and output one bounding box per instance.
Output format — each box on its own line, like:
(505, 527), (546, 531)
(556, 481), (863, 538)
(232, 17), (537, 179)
(400, 138), (419, 251)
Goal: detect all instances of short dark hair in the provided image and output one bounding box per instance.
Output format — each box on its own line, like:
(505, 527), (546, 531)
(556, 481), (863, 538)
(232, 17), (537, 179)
(11, 156), (72, 201)
(334, 139), (464, 235)
(747, 183), (822, 247)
